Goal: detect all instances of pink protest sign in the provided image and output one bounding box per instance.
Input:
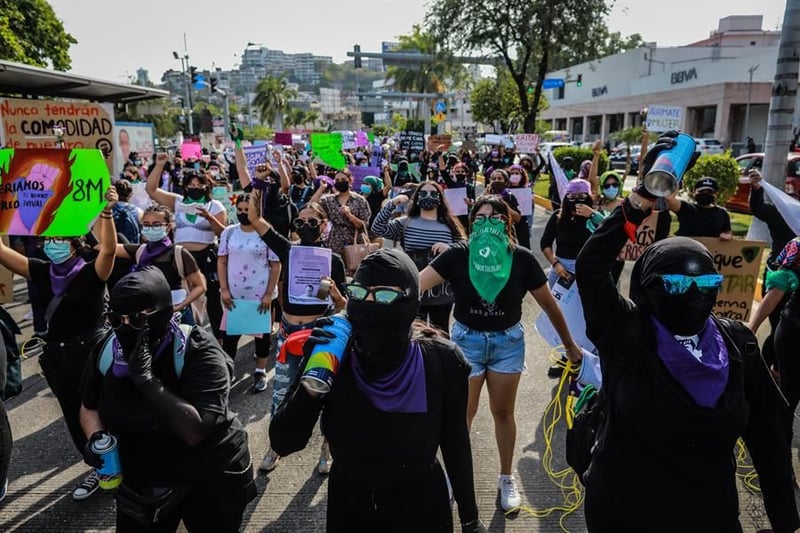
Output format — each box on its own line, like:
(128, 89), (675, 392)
(180, 142), (202, 160)
(355, 131), (370, 147)
(274, 132), (293, 146)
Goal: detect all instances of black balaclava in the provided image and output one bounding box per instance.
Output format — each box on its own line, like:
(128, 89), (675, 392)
(630, 237), (718, 336)
(110, 267), (174, 356)
(347, 249), (420, 380)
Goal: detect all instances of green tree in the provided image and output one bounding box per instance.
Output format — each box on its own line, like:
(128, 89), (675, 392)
(242, 124), (274, 142)
(427, 0), (628, 133)
(470, 73), (548, 133)
(683, 153), (740, 204)
(253, 76), (297, 130)
(0, 0), (76, 70)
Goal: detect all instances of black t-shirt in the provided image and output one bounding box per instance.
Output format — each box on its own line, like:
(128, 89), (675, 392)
(365, 190), (387, 228)
(260, 228), (346, 317)
(263, 197), (299, 238)
(430, 242), (547, 331)
(123, 244), (200, 290)
(540, 211), (594, 260)
(675, 202), (731, 238)
(81, 326), (248, 484)
(29, 258), (105, 341)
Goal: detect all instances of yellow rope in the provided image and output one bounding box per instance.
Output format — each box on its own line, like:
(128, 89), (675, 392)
(735, 438), (761, 493)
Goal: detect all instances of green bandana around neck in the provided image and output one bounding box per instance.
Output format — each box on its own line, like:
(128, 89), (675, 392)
(468, 218), (513, 303)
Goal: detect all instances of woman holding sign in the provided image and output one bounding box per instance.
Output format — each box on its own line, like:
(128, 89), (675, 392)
(247, 191), (347, 475)
(0, 188), (119, 501)
(418, 195), (582, 513)
(146, 154), (228, 343)
(309, 168), (371, 258)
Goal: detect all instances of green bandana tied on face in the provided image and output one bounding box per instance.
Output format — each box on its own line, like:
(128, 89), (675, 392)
(468, 217), (513, 303)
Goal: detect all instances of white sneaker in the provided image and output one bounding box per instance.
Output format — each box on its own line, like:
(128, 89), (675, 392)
(318, 442), (332, 475)
(72, 471), (100, 501)
(23, 310), (33, 321)
(498, 475), (521, 511)
(259, 448), (280, 472)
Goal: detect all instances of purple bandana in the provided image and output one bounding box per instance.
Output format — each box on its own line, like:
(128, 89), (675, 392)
(111, 318), (186, 378)
(351, 341), (427, 413)
(651, 317), (729, 408)
(50, 256), (87, 297)
(133, 238), (173, 270)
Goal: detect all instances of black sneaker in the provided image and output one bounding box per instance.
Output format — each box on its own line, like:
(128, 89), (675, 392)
(252, 372), (268, 393)
(72, 471), (99, 501)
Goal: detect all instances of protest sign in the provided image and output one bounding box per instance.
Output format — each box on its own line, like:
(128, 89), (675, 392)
(618, 210), (664, 262)
(535, 275), (596, 354)
(339, 131), (357, 150)
(288, 245), (332, 306)
(348, 165), (381, 190)
(762, 180), (800, 236)
(427, 134), (452, 152)
(399, 130), (425, 152)
(443, 187), (468, 216)
(390, 162), (421, 181)
(693, 237), (766, 322)
(0, 148), (111, 236)
(484, 134), (503, 145)
(274, 132), (293, 146)
(514, 133), (539, 154)
(180, 142), (202, 160)
(645, 105), (683, 133)
(355, 131), (370, 147)
(311, 133), (346, 170)
(548, 152), (569, 201)
(114, 122), (155, 175)
(0, 98), (116, 172)
(243, 145), (267, 177)
(225, 300), (270, 335)
(509, 188), (533, 216)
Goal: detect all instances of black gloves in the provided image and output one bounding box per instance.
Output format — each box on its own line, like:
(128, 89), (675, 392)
(128, 327), (154, 386)
(461, 518), (487, 533)
(302, 317), (336, 360)
(83, 431), (107, 469)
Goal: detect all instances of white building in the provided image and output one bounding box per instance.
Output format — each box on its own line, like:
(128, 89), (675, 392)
(541, 15), (780, 148)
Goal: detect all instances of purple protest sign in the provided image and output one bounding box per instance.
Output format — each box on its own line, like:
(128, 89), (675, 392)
(348, 165), (382, 190)
(355, 131), (369, 147)
(243, 145), (267, 177)
(274, 132), (293, 146)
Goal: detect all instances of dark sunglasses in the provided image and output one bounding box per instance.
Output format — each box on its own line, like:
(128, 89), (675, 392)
(658, 274), (724, 295)
(292, 218), (322, 229)
(105, 310), (156, 330)
(602, 182), (620, 189)
(566, 193), (590, 202)
(417, 190), (440, 199)
(343, 283), (407, 304)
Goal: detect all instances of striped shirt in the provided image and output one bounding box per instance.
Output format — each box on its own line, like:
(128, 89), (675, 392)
(372, 202), (461, 251)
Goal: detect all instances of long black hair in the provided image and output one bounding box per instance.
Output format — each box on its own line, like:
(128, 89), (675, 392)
(407, 180), (465, 240)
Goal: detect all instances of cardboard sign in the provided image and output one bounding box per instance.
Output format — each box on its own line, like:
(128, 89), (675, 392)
(508, 188), (533, 216)
(534, 275), (596, 354)
(310, 133), (346, 170)
(427, 134), (452, 152)
(0, 148), (111, 236)
(618, 210), (664, 262)
(274, 132), (293, 146)
(348, 165), (381, 191)
(694, 237), (766, 322)
(399, 130), (425, 152)
(114, 122), (155, 175)
(514, 133), (539, 154)
(0, 98), (115, 172)
(180, 142), (202, 160)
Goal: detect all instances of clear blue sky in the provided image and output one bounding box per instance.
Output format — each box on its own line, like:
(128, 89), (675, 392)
(48, 0), (786, 82)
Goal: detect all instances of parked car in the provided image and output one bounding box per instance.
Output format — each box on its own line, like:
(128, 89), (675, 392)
(725, 152), (800, 213)
(695, 138), (724, 155)
(609, 145), (651, 175)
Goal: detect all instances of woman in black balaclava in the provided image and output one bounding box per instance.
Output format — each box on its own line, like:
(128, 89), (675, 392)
(79, 268), (255, 532)
(269, 249), (485, 532)
(574, 189), (799, 532)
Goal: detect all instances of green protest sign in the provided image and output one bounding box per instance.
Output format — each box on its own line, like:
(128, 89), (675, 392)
(0, 148), (111, 236)
(310, 133), (346, 170)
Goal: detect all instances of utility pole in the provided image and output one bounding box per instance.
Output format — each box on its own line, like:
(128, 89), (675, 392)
(743, 64), (759, 145)
(762, 1), (800, 191)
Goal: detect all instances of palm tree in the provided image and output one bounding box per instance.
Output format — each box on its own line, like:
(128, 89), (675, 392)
(304, 110), (320, 129)
(283, 108), (305, 130)
(253, 76), (297, 131)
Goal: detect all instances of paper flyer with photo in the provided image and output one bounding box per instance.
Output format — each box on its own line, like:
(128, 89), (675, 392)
(288, 245), (333, 305)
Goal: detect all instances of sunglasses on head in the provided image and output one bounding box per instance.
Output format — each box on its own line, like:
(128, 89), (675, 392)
(417, 190), (439, 199)
(473, 213), (507, 224)
(105, 309), (156, 330)
(292, 218), (322, 229)
(343, 283), (407, 304)
(658, 274), (724, 295)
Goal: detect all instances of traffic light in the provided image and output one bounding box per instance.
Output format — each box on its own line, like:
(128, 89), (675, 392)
(190, 66), (199, 85)
(577, 74), (583, 87)
(353, 44), (362, 69)
(210, 76), (218, 93)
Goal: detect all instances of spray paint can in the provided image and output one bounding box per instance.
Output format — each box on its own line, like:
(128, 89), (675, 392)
(91, 433), (123, 490)
(300, 313), (352, 395)
(642, 132), (697, 197)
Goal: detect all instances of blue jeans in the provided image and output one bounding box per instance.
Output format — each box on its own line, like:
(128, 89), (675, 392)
(271, 319), (315, 416)
(451, 320), (526, 378)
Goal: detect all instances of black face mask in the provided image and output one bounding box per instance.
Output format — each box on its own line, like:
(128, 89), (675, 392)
(334, 181), (350, 193)
(297, 225), (322, 244)
(237, 213), (251, 226)
(490, 182), (506, 194)
(695, 193), (715, 207)
(292, 175), (305, 184)
(347, 297), (417, 379)
(185, 187), (206, 201)
(115, 324), (141, 358)
(417, 197), (440, 211)
(643, 285), (717, 336)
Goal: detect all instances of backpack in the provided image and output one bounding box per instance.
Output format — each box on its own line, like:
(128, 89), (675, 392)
(135, 244), (187, 282)
(565, 316), (761, 485)
(113, 203), (141, 244)
(97, 323), (193, 378)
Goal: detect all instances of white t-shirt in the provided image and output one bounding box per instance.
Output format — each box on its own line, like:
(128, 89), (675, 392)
(173, 195), (226, 244)
(218, 225), (279, 300)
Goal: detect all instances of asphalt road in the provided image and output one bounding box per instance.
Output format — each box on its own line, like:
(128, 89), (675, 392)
(0, 206), (790, 532)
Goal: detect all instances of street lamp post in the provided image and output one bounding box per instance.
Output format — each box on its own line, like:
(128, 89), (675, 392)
(744, 64), (759, 146)
(173, 50), (194, 135)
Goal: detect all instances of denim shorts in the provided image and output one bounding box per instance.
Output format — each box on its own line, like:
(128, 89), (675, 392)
(451, 320), (526, 378)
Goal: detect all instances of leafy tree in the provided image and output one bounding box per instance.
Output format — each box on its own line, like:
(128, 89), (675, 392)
(242, 124), (274, 142)
(427, 0), (632, 133)
(253, 76), (297, 130)
(0, 0), (76, 70)
(683, 153), (740, 204)
(470, 73), (548, 133)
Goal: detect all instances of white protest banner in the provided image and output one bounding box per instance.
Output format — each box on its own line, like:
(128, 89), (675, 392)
(548, 152), (569, 201)
(508, 188), (533, 216)
(484, 134), (503, 145)
(534, 275), (596, 354)
(443, 187), (468, 216)
(645, 105), (683, 133)
(515, 133), (539, 154)
(762, 180), (800, 236)
(287, 245), (332, 306)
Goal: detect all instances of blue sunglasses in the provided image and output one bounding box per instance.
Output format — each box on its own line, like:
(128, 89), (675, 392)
(659, 274), (724, 295)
